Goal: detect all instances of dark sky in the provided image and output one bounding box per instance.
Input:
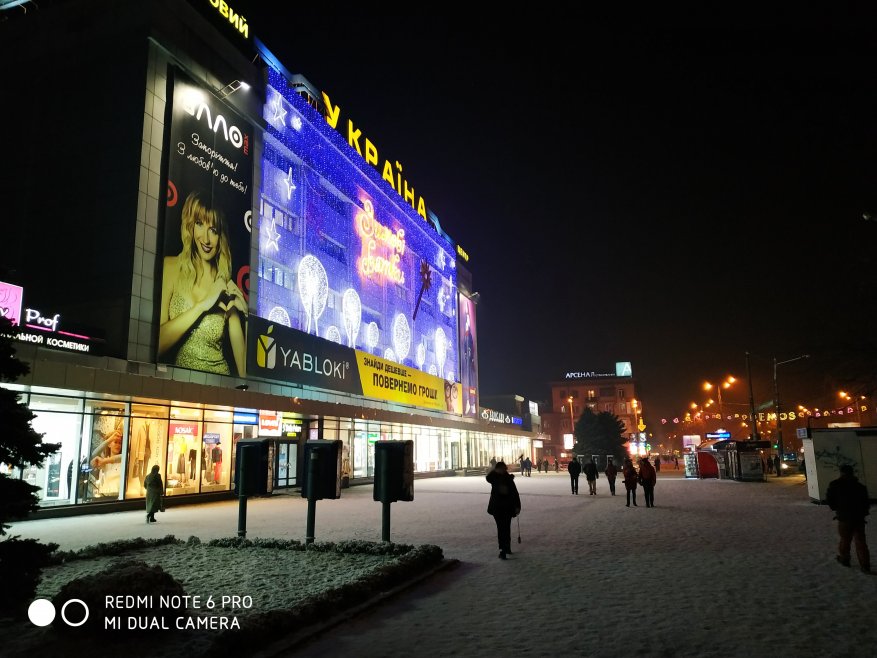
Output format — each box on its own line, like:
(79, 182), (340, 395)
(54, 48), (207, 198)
(232, 8), (877, 426)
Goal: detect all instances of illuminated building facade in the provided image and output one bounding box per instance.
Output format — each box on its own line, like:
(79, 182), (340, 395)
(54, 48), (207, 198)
(0, 0), (531, 513)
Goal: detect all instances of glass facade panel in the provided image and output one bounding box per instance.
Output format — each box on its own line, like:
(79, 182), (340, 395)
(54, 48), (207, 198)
(24, 395), (83, 506)
(81, 401), (128, 502)
(166, 406), (203, 496)
(125, 404), (169, 499)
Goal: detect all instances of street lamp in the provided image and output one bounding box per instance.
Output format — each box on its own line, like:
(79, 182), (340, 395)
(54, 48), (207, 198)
(567, 396), (575, 434)
(704, 376), (737, 421)
(773, 354), (809, 475)
(839, 391), (864, 426)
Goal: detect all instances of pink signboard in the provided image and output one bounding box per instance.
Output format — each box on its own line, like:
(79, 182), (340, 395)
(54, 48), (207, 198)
(0, 280), (24, 325)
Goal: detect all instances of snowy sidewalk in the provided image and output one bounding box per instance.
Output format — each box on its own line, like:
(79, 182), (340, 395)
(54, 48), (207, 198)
(10, 472), (875, 657)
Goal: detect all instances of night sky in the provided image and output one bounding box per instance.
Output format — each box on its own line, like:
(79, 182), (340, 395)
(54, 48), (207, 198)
(231, 8), (877, 426)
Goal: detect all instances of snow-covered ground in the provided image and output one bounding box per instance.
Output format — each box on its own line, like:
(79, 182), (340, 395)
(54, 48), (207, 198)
(9, 470), (876, 657)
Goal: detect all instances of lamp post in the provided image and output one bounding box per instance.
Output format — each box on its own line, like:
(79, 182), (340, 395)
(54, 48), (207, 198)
(746, 351), (760, 441)
(839, 391), (864, 426)
(704, 376), (736, 423)
(773, 354), (809, 475)
(567, 396), (575, 436)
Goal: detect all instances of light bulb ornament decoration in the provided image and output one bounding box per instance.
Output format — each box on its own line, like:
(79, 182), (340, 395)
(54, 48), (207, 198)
(392, 313), (411, 363)
(297, 255), (328, 335)
(434, 327), (447, 379)
(384, 348), (397, 362)
(365, 322), (379, 353)
(412, 260), (432, 321)
(325, 326), (342, 345)
(342, 288), (362, 348)
(416, 340), (426, 371)
(267, 306), (291, 327)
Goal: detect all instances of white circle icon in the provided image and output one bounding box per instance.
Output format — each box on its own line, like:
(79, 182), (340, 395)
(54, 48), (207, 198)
(61, 599), (89, 627)
(28, 598), (56, 627)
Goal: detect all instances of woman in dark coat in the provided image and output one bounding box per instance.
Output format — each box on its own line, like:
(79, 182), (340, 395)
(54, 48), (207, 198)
(639, 456), (657, 508)
(622, 457), (638, 507)
(486, 461), (521, 560)
(144, 464), (163, 523)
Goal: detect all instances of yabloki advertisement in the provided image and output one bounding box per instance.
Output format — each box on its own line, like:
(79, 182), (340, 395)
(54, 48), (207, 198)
(248, 317), (462, 413)
(157, 69), (253, 378)
(458, 293), (479, 416)
(253, 66), (461, 413)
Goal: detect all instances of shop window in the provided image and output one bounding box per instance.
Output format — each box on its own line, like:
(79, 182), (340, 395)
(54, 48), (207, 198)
(125, 404), (169, 500)
(80, 401), (128, 503)
(618, 389), (626, 400)
(587, 389), (597, 400)
(599, 387), (614, 398)
(24, 395), (84, 506)
(166, 406), (204, 496)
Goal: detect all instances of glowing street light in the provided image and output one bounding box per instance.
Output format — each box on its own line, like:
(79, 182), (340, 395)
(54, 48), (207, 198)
(567, 396), (575, 437)
(704, 376), (737, 420)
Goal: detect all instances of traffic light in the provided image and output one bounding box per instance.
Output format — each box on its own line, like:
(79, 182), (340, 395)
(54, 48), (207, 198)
(773, 443), (778, 449)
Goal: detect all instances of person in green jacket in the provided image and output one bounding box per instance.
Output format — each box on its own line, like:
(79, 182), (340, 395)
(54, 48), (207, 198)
(144, 464), (163, 524)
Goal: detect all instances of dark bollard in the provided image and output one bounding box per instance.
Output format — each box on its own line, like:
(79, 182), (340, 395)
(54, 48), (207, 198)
(381, 500), (391, 542)
(305, 449), (319, 544)
(237, 448), (248, 538)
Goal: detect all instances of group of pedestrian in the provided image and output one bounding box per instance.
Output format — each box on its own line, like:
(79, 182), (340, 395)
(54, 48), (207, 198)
(567, 455), (658, 507)
(514, 455), (555, 476)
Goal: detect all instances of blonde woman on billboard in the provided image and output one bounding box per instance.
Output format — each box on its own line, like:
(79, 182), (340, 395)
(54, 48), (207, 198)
(159, 191), (247, 377)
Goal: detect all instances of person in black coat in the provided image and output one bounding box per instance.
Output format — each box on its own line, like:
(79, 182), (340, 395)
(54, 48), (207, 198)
(826, 464), (871, 573)
(583, 458), (598, 495)
(567, 458), (582, 495)
(486, 461), (521, 559)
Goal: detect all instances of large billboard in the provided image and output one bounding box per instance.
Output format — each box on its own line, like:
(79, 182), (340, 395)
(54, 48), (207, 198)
(459, 293), (479, 416)
(253, 67), (460, 412)
(157, 69), (253, 377)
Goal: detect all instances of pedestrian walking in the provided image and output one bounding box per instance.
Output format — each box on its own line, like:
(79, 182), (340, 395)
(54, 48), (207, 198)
(523, 457), (531, 477)
(583, 458), (598, 495)
(773, 454), (781, 477)
(622, 457), (638, 507)
(544, 459), (549, 473)
(518, 454), (525, 475)
(604, 457), (618, 495)
(554, 458), (559, 473)
(486, 461), (521, 560)
(654, 456), (661, 472)
(766, 455), (774, 474)
(674, 455), (679, 470)
(144, 464), (163, 524)
(568, 457), (582, 495)
(826, 464), (871, 573)
(489, 456), (497, 468)
(639, 456), (657, 507)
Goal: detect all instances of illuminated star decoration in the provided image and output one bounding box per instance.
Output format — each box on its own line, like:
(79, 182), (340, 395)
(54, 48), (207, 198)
(268, 92), (287, 127)
(263, 218), (281, 252)
(436, 248), (446, 271)
(284, 167), (296, 201)
(412, 260), (432, 321)
(437, 285), (448, 314)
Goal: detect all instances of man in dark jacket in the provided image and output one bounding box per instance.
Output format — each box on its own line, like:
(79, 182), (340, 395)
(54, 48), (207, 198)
(486, 462), (521, 560)
(567, 458), (582, 495)
(826, 464), (871, 573)
(583, 458), (598, 495)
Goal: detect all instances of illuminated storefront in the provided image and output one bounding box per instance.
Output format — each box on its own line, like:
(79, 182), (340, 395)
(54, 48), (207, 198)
(0, 0), (532, 514)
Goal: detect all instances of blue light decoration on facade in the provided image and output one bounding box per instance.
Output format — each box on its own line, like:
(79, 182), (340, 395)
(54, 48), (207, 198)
(257, 66), (459, 381)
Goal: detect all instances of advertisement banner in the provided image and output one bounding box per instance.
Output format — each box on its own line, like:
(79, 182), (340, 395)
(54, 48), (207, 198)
(247, 315), (363, 394)
(248, 316), (461, 412)
(458, 293), (479, 416)
(0, 280), (23, 325)
(157, 69), (253, 377)
(256, 67), (459, 393)
(355, 350), (462, 414)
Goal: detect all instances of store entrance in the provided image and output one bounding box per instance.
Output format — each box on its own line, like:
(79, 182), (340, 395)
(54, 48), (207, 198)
(274, 440), (298, 489)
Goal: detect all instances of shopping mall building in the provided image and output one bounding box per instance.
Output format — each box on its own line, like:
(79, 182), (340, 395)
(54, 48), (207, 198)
(0, 0), (534, 514)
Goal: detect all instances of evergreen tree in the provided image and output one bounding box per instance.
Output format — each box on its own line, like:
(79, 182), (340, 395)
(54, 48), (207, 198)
(573, 406), (628, 460)
(0, 317), (60, 614)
